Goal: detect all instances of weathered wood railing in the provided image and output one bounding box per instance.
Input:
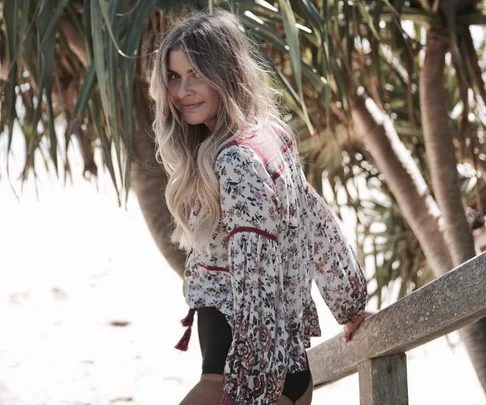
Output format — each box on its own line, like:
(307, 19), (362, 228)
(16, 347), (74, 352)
(308, 252), (486, 404)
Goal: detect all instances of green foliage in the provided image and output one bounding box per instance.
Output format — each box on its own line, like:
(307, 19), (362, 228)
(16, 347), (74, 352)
(1, 0), (167, 205)
(233, 0), (486, 305)
(2, 0), (486, 307)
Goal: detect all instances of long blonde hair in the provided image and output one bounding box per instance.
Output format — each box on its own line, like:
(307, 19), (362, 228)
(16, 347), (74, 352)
(149, 10), (291, 251)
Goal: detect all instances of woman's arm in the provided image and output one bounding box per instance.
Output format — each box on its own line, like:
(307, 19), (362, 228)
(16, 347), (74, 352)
(308, 185), (368, 325)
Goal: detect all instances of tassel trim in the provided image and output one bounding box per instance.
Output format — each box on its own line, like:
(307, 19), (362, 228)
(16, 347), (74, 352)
(175, 308), (196, 351)
(181, 308), (196, 327)
(175, 325), (192, 351)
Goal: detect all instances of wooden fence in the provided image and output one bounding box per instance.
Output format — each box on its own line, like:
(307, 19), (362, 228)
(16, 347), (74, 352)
(308, 252), (486, 404)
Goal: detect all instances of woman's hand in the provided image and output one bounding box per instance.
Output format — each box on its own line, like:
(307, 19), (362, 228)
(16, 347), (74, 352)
(343, 311), (374, 342)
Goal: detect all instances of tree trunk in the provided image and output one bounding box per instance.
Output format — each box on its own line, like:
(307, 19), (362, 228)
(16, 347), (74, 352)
(130, 85), (186, 278)
(461, 321), (486, 391)
(350, 93), (452, 276)
(420, 28), (476, 266)
(352, 90), (486, 391)
(420, 27), (486, 392)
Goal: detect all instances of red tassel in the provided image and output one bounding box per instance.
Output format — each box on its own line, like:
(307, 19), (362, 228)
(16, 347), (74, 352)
(181, 308), (196, 327)
(175, 325), (192, 351)
(175, 308), (196, 351)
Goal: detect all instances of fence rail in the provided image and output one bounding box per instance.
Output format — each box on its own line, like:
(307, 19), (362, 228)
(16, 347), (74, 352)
(308, 252), (486, 404)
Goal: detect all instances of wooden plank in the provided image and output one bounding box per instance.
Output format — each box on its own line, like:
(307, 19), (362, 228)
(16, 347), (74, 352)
(308, 252), (486, 386)
(358, 354), (408, 405)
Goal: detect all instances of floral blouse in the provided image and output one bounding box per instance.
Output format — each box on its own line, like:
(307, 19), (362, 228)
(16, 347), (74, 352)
(181, 126), (367, 405)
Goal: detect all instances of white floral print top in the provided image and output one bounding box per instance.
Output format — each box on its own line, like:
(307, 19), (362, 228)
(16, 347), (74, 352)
(183, 126), (367, 405)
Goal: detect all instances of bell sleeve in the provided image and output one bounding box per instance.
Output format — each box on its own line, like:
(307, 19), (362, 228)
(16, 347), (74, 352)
(216, 146), (289, 405)
(308, 185), (367, 324)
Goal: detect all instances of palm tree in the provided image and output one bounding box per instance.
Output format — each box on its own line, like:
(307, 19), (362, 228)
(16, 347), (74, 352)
(255, 0), (486, 389)
(2, 0), (486, 392)
(1, 0), (190, 275)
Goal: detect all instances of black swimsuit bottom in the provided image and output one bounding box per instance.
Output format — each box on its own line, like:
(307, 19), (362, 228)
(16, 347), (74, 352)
(197, 307), (311, 404)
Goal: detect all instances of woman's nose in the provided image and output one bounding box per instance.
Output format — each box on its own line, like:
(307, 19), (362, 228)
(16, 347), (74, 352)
(177, 79), (194, 99)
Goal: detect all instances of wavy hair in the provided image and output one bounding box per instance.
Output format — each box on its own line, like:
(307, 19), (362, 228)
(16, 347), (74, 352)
(149, 9), (292, 251)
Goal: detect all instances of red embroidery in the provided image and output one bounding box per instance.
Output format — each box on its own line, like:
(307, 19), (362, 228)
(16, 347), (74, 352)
(227, 227), (277, 241)
(271, 162), (286, 181)
(198, 262), (230, 272)
(281, 138), (292, 154)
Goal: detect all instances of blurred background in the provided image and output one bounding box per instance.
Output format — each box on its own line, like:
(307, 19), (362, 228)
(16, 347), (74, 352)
(1, 132), (484, 404)
(2, 0), (486, 403)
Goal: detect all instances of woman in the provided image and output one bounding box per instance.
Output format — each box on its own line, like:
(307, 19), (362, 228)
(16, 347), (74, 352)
(149, 10), (368, 405)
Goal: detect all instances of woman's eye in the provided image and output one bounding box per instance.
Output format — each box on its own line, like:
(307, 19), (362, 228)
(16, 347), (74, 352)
(193, 72), (201, 79)
(168, 72), (179, 81)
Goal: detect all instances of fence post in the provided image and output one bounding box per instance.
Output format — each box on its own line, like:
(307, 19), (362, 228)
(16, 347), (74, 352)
(358, 353), (408, 405)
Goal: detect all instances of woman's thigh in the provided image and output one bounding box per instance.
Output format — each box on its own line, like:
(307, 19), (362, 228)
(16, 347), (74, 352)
(179, 375), (313, 405)
(179, 374), (224, 405)
(296, 373), (313, 405)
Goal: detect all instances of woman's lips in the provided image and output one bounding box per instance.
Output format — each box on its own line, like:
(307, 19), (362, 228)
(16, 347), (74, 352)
(181, 102), (204, 110)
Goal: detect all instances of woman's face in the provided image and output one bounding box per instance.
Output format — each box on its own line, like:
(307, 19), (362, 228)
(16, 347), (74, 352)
(167, 49), (220, 131)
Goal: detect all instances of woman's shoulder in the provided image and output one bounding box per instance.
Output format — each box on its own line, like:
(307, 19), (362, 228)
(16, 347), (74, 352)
(215, 132), (264, 171)
(214, 142), (264, 181)
(216, 123), (294, 170)
(216, 141), (254, 161)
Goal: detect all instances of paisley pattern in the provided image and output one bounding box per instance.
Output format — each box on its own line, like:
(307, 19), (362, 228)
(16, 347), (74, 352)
(184, 128), (367, 405)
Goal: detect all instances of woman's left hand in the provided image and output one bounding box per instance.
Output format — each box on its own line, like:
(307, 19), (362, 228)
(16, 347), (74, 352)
(343, 311), (374, 342)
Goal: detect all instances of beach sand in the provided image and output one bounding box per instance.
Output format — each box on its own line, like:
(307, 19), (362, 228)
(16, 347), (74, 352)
(0, 144), (485, 405)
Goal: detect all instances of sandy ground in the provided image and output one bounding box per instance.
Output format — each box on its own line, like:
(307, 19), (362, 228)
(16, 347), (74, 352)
(1, 135), (486, 405)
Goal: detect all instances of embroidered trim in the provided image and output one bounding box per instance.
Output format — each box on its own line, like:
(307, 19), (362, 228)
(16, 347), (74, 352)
(271, 162), (286, 181)
(281, 138), (293, 154)
(227, 226), (277, 241)
(198, 262), (230, 272)
(174, 308), (196, 351)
